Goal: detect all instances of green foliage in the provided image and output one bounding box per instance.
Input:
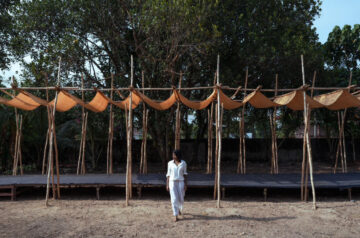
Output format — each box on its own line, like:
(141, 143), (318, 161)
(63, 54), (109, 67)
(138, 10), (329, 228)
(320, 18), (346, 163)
(2, 0), (360, 171)
(324, 24), (360, 71)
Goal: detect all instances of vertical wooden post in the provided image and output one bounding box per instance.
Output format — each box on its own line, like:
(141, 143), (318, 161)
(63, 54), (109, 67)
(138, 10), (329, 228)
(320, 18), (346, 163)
(301, 71), (316, 200)
(301, 55), (316, 210)
(107, 74), (114, 174)
(45, 57), (61, 206)
(144, 109), (149, 174)
(334, 113), (342, 173)
(175, 72), (182, 150)
(12, 76), (21, 176)
(81, 112), (88, 175)
(77, 74), (87, 175)
(270, 74), (278, 174)
(126, 55), (134, 206)
(140, 71), (145, 174)
(12, 112), (19, 175)
(334, 71), (352, 173)
(207, 102), (214, 174)
(216, 55), (222, 208)
(17, 115), (23, 175)
(304, 72), (317, 201)
(42, 76), (50, 175)
(237, 68), (248, 174)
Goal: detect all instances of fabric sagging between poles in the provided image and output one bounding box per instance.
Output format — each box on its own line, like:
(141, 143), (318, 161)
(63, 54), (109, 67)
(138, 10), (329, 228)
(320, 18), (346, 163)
(0, 93), (41, 111)
(175, 89), (217, 110)
(243, 90), (279, 108)
(314, 89), (360, 110)
(133, 90), (175, 110)
(274, 90), (323, 110)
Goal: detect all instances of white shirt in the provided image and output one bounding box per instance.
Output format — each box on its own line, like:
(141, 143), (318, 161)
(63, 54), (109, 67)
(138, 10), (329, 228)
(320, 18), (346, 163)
(166, 160), (188, 181)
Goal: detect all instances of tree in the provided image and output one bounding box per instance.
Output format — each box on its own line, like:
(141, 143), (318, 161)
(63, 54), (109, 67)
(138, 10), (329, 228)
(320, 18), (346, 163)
(0, 0), (19, 70)
(324, 24), (360, 72)
(1, 0), (325, 170)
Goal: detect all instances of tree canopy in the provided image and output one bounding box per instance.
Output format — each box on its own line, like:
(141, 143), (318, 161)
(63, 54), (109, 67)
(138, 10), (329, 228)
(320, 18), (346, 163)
(1, 0), (360, 172)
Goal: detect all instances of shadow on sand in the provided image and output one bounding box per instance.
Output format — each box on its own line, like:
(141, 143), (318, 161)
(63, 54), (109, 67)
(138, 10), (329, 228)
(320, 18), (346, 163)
(181, 213), (295, 222)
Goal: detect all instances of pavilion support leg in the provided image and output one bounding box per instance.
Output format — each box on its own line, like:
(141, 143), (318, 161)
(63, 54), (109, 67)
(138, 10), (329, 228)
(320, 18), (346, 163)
(11, 186), (16, 201)
(96, 186), (100, 200)
(221, 187), (226, 199)
(137, 186), (142, 198)
(348, 188), (352, 201)
(264, 188), (268, 202)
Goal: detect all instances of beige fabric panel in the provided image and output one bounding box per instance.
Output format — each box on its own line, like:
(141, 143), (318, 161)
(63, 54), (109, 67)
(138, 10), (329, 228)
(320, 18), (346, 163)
(314, 89), (360, 110)
(218, 89), (242, 110)
(1, 93), (41, 111)
(86, 91), (109, 112)
(49, 91), (77, 112)
(176, 90), (217, 110)
(103, 91), (142, 110)
(243, 91), (279, 108)
(274, 90), (323, 110)
(18, 90), (48, 106)
(133, 90), (175, 110)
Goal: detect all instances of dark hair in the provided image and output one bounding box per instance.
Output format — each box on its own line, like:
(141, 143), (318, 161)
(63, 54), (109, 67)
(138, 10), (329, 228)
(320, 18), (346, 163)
(173, 149), (182, 160)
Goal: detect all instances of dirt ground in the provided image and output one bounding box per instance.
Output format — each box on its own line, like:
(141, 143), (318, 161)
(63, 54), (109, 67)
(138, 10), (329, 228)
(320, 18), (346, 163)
(1, 188), (360, 238)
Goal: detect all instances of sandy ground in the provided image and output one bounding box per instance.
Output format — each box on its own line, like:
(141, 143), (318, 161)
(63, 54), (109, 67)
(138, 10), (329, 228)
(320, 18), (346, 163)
(1, 189), (360, 238)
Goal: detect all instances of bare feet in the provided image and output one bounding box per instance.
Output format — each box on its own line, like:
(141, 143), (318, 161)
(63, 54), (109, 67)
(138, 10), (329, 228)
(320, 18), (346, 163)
(173, 216), (178, 222)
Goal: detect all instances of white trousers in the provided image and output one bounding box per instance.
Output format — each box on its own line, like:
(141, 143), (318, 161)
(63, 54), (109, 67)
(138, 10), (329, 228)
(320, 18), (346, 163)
(169, 180), (185, 216)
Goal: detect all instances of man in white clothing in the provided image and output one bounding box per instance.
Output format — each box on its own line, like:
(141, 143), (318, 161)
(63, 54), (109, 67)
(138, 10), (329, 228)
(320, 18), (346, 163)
(166, 149), (188, 222)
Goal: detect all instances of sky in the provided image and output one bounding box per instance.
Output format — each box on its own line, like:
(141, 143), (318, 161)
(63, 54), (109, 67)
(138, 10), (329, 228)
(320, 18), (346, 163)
(313, 0), (360, 43)
(1, 0), (360, 81)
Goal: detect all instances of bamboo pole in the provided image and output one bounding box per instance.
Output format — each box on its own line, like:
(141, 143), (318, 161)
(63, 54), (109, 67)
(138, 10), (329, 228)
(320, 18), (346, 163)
(342, 72), (352, 173)
(140, 71), (145, 174)
(47, 108), (59, 198)
(208, 73), (216, 174)
(270, 113), (275, 174)
(301, 55), (316, 210)
(2, 85), (359, 92)
(81, 112), (88, 175)
(12, 113), (19, 175)
(45, 57), (61, 206)
(144, 109), (149, 174)
(175, 72), (182, 150)
(216, 55), (222, 208)
(206, 102), (214, 174)
(125, 55), (134, 206)
(301, 71), (316, 200)
(334, 113), (342, 173)
(42, 77), (50, 175)
(342, 111), (347, 173)
(17, 115), (23, 175)
(12, 76), (20, 176)
(334, 72), (352, 173)
(77, 114), (84, 175)
(274, 75), (279, 174)
(270, 74), (279, 174)
(77, 75), (85, 175)
(140, 71), (149, 174)
(237, 111), (242, 174)
(238, 68), (248, 174)
(50, 113), (56, 199)
(213, 73), (218, 199)
(213, 104), (218, 199)
(305, 71), (317, 200)
(107, 74), (114, 174)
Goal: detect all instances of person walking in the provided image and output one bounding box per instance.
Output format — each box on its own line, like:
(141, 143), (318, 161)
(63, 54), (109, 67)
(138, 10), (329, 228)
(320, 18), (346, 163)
(166, 149), (188, 222)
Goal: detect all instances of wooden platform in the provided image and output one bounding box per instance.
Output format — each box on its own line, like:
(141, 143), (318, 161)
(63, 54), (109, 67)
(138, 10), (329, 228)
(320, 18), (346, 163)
(0, 173), (359, 200)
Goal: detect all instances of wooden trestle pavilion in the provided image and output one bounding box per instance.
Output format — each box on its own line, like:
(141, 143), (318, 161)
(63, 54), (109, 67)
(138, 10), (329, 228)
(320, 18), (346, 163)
(1, 55), (359, 209)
